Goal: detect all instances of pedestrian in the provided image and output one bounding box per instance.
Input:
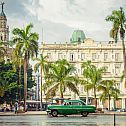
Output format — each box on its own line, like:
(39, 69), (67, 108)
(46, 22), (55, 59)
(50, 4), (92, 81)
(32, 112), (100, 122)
(14, 101), (18, 114)
(3, 101), (7, 112)
(10, 101), (13, 112)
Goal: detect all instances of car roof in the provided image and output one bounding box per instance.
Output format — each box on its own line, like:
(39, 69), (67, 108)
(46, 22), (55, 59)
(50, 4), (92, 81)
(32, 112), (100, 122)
(64, 99), (84, 102)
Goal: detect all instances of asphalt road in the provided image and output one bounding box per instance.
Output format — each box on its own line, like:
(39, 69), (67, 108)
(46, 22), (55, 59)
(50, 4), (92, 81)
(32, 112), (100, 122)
(0, 114), (126, 126)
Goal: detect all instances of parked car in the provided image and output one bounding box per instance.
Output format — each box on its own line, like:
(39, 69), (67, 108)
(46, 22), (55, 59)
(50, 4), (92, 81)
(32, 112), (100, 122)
(116, 109), (126, 112)
(47, 99), (96, 117)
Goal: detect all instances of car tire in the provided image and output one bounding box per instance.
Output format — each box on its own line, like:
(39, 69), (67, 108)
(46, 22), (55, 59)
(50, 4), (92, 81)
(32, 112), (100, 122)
(81, 111), (88, 117)
(51, 110), (58, 117)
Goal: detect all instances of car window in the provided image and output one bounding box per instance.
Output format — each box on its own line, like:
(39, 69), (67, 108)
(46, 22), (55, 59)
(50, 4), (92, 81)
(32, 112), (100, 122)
(71, 102), (82, 106)
(63, 102), (70, 105)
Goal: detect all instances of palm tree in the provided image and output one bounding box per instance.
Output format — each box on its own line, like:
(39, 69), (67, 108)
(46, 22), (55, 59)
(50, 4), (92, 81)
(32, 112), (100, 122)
(106, 7), (126, 87)
(43, 59), (79, 99)
(34, 54), (48, 110)
(12, 49), (23, 101)
(80, 61), (93, 105)
(81, 61), (106, 107)
(12, 23), (39, 111)
(80, 79), (92, 105)
(97, 80), (120, 110)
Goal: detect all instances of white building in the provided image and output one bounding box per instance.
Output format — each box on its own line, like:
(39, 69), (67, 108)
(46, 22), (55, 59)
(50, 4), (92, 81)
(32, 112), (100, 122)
(40, 30), (126, 109)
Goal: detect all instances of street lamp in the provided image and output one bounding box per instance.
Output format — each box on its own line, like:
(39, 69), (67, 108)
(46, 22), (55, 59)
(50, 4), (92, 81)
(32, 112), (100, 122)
(35, 69), (40, 111)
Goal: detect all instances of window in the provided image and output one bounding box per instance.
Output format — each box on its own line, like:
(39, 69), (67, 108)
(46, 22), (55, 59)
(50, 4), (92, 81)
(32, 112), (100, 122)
(112, 55), (114, 59)
(78, 69), (80, 74)
(70, 53), (74, 61)
(104, 53), (108, 61)
(116, 83), (120, 90)
(47, 53), (51, 59)
(105, 66), (108, 72)
(115, 53), (119, 61)
(1, 35), (3, 41)
(81, 68), (83, 75)
(58, 53), (63, 60)
(97, 55), (100, 59)
(115, 64), (120, 75)
(92, 53), (96, 61)
(81, 53), (85, 61)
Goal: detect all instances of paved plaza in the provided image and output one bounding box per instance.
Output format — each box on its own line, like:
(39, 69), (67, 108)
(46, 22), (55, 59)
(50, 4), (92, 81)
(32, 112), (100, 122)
(0, 114), (126, 126)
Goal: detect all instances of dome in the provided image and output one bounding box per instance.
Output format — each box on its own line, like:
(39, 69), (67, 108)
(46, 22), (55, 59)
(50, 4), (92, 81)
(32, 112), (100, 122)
(70, 30), (86, 43)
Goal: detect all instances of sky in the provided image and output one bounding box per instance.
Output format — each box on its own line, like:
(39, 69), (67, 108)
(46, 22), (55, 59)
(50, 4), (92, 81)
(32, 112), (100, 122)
(2, 0), (126, 44)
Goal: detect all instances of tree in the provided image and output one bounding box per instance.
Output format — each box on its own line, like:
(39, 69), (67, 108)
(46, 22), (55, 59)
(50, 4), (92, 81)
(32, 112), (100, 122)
(80, 79), (92, 105)
(43, 59), (79, 99)
(0, 61), (19, 98)
(12, 23), (39, 111)
(34, 54), (48, 109)
(81, 61), (106, 107)
(97, 80), (120, 110)
(81, 61), (93, 105)
(0, 62), (36, 103)
(106, 7), (126, 87)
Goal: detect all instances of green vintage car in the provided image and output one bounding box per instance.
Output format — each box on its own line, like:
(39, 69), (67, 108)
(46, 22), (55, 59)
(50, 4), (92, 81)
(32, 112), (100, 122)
(47, 99), (96, 117)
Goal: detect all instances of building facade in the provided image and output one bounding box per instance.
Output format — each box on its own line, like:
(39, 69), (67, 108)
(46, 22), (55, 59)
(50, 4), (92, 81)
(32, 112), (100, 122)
(40, 30), (126, 109)
(0, 2), (9, 43)
(0, 2), (12, 62)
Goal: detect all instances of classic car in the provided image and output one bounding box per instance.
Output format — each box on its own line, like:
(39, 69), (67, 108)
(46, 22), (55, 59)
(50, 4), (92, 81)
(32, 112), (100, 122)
(47, 99), (96, 117)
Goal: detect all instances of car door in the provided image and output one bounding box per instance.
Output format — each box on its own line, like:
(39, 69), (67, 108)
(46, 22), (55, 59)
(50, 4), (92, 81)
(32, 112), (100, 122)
(60, 102), (73, 115)
(71, 101), (82, 114)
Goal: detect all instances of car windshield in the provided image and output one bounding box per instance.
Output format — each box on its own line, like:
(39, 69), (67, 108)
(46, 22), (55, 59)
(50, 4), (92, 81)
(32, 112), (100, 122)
(81, 101), (86, 105)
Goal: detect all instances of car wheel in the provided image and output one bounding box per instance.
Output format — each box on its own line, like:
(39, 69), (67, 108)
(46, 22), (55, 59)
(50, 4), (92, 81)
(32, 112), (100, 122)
(51, 110), (58, 117)
(81, 111), (88, 117)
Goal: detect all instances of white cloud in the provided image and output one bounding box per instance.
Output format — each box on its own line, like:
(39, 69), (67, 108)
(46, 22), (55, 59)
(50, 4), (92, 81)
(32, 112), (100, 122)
(4, 0), (126, 42)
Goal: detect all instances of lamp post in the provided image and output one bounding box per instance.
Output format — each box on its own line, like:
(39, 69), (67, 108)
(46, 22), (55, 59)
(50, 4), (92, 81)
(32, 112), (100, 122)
(37, 69), (40, 101)
(36, 69), (40, 110)
(40, 73), (43, 111)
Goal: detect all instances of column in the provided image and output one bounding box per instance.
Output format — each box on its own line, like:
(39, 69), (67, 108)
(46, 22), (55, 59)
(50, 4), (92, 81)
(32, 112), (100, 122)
(98, 99), (103, 109)
(110, 98), (114, 110)
(122, 98), (126, 109)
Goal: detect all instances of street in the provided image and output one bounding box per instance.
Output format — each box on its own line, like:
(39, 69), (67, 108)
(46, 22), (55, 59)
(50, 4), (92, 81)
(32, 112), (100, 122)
(0, 115), (126, 126)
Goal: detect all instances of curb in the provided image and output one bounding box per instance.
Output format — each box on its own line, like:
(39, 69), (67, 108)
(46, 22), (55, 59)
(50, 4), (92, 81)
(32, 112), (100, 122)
(0, 112), (126, 116)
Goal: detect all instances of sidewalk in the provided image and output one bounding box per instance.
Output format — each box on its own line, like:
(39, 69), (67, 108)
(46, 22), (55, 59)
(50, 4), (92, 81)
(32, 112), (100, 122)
(0, 111), (47, 116)
(0, 111), (126, 116)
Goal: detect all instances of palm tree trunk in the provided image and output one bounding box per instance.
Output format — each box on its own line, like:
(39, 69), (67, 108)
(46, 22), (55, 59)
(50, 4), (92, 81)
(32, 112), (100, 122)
(86, 89), (89, 105)
(60, 83), (63, 98)
(40, 67), (43, 110)
(108, 95), (110, 111)
(24, 56), (27, 112)
(94, 87), (97, 108)
(122, 38), (126, 87)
